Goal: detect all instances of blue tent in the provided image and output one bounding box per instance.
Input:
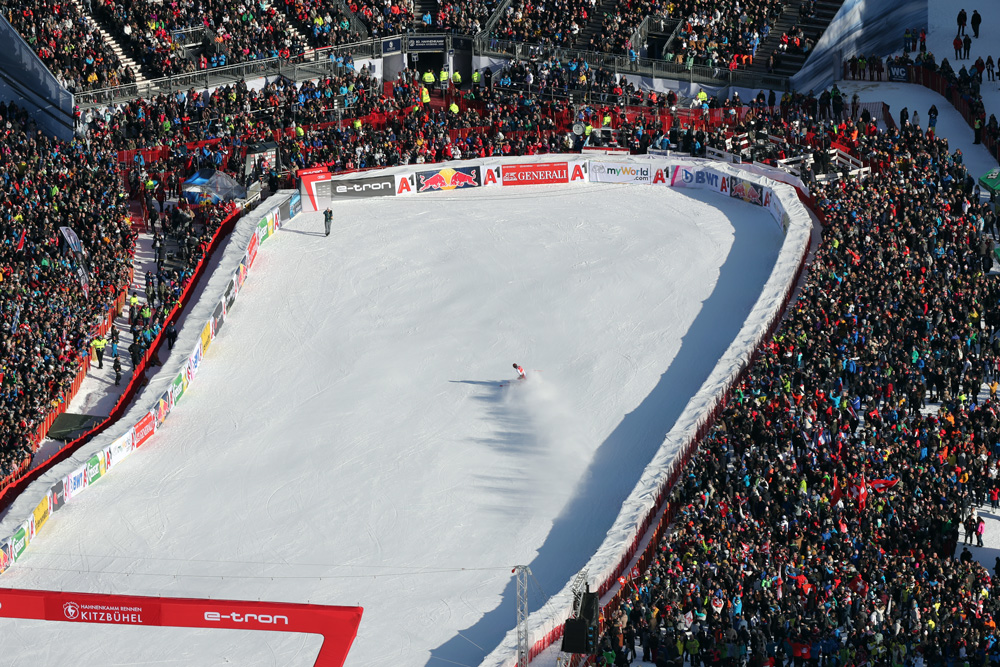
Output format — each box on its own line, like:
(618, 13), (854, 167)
(181, 169), (246, 204)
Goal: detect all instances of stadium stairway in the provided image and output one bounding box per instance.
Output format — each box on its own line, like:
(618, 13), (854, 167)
(748, 0), (807, 76)
(68, 0), (150, 85)
(573, 0), (619, 51)
(768, 0), (844, 78)
(412, 0), (436, 23)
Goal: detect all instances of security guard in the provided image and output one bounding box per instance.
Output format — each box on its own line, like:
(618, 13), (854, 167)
(422, 68), (436, 91)
(584, 121), (593, 145)
(449, 101), (460, 114)
(696, 89), (708, 106)
(452, 70), (462, 90)
(421, 85), (430, 104)
(439, 67), (449, 89)
(471, 68), (481, 89)
(91, 336), (107, 369)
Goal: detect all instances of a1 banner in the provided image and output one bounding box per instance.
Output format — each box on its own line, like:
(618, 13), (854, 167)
(49, 480), (66, 512)
(106, 430), (135, 470)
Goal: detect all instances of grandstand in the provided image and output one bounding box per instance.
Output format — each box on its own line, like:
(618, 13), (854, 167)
(4, 0), (1000, 665)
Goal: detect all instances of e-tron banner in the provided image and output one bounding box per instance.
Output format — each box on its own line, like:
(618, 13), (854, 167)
(0, 588), (364, 667)
(324, 174), (396, 200)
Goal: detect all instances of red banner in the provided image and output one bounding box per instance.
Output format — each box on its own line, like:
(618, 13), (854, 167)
(133, 411), (156, 448)
(0, 588), (362, 667)
(502, 162), (569, 185)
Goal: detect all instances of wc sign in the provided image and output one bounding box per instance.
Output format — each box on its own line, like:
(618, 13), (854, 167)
(888, 65), (909, 82)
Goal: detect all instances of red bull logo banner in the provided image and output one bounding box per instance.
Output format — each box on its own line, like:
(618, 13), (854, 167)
(415, 166), (481, 193)
(0, 539), (10, 575)
(729, 177), (764, 206)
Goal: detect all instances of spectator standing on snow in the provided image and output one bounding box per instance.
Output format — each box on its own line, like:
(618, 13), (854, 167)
(971, 10), (982, 38)
(964, 34), (973, 59)
(987, 56), (996, 80)
(955, 35), (964, 59)
(928, 104), (939, 128)
(958, 9), (968, 36)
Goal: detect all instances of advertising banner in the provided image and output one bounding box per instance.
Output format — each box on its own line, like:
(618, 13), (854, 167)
(670, 166), (728, 192)
(64, 466), (87, 501)
(186, 341), (203, 383)
(133, 410), (156, 448)
(502, 162), (569, 186)
(107, 430), (135, 470)
(45, 596), (163, 626)
(234, 258), (249, 292)
(154, 390), (172, 428)
(245, 228), (260, 270)
(32, 496), (50, 534)
(289, 192), (302, 218)
(49, 480), (65, 512)
(224, 277), (238, 312)
(24, 515), (35, 541)
(887, 64), (909, 82)
(325, 174), (396, 199)
(0, 539), (10, 575)
(761, 185), (786, 233)
(171, 370), (188, 405)
(589, 161), (654, 184)
(415, 166), (481, 193)
(200, 321), (214, 355)
(86, 453), (104, 486)
(10, 525), (27, 561)
(212, 299), (226, 335)
(481, 165), (502, 187)
(729, 177), (765, 206)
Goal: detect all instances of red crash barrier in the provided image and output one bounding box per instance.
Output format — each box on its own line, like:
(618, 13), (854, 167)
(0, 588), (362, 667)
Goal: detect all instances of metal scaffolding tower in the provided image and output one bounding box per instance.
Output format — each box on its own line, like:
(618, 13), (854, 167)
(515, 565), (531, 667)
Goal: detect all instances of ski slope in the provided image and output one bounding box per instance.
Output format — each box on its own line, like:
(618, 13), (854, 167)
(0, 183), (783, 666)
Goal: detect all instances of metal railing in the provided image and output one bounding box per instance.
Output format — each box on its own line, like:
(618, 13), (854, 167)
(629, 15), (673, 53)
(474, 38), (791, 91)
(475, 0), (512, 47)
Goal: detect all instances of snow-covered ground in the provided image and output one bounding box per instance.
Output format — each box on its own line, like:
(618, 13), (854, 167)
(0, 183), (782, 666)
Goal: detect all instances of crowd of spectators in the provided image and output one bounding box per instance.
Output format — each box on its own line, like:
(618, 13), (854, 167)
(423, 0), (498, 34)
(593, 97), (1000, 666)
(492, 0), (593, 48)
(0, 102), (135, 481)
(94, 0), (306, 79)
(0, 0), (136, 91)
(660, 0), (786, 69)
(278, 0), (364, 48)
(345, 0), (412, 37)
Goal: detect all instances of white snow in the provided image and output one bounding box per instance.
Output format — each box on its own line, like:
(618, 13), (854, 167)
(0, 183), (783, 666)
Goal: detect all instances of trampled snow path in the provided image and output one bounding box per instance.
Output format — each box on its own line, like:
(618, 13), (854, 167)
(0, 183), (781, 666)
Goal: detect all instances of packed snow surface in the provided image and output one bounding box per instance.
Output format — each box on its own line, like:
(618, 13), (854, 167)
(0, 183), (781, 666)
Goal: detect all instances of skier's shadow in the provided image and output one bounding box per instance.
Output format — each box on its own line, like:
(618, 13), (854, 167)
(450, 380), (504, 388)
(428, 188), (789, 667)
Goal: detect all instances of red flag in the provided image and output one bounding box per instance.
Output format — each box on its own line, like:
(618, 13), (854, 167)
(869, 478), (899, 493)
(857, 474), (868, 510)
(15, 229), (25, 251)
(831, 475), (843, 505)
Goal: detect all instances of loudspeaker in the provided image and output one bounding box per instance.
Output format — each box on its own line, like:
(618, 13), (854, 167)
(561, 618), (589, 653)
(581, 592), (599, 625)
